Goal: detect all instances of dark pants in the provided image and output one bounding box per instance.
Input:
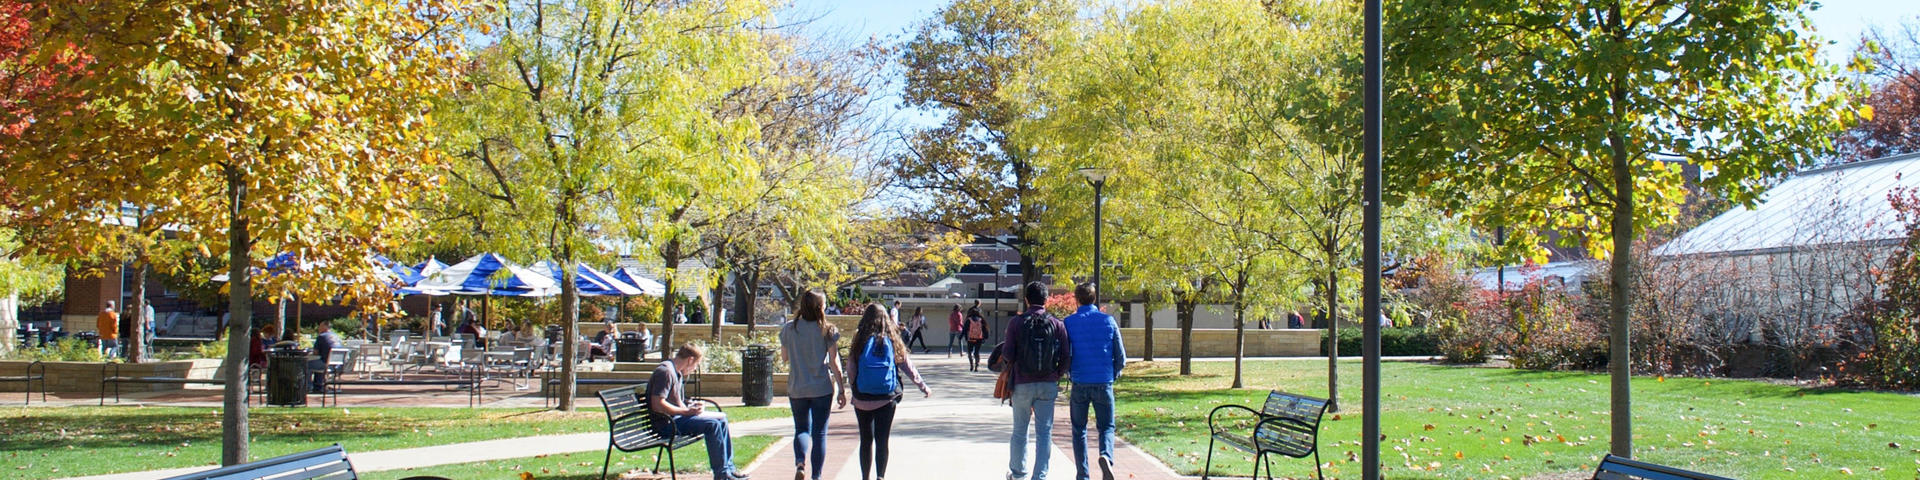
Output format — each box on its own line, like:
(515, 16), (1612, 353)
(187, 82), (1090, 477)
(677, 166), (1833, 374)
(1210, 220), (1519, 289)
(966, 341), (985, 371)
(790, 395), (832, 480)
(906, 329), (928, 353)
(854, 403), (898, 480)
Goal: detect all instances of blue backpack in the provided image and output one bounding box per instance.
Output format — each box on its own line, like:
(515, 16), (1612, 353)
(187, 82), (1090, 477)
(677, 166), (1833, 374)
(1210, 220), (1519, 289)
(853, 336), (899, 400)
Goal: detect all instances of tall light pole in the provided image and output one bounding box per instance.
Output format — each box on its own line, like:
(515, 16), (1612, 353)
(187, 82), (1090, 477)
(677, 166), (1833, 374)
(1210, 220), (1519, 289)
(1077, 167), (1112, 305)
(1362, 0), (1384, 476)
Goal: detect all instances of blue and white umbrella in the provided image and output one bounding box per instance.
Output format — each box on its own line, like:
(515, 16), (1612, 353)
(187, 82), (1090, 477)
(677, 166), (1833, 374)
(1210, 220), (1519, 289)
(407, 253), (560, 297)
(532, 261), (647, 297)
(413, 257), (449, 279)
(610, 267), (668, 297)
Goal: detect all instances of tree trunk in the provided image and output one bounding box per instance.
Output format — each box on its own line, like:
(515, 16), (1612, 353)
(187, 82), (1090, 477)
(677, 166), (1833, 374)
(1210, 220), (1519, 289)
(220, 167), (253, 466)
(1143, 294), (1155, 362)
(0, 294), (17, 357)
(275, 297), (288, 341)
(557, 257), (580, 411)
(128, 263), (149, 363)
(1324, 267), (1341, 412)
(1232, 274), (1247, 389)
(658, 241), (682, 361)
(734, 269), (756, 333)
(712, 274), (724, 338)
(1176, 295), (1196, 376)
(1607, 126), (1635, 458)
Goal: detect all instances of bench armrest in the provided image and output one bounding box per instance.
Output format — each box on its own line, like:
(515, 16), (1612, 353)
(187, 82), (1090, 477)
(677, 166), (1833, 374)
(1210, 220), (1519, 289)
(1207, 404), (1265, 434)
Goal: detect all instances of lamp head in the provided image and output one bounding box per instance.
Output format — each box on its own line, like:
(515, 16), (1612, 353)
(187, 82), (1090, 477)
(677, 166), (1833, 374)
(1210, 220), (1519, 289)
(1076, 166), (1112, 184)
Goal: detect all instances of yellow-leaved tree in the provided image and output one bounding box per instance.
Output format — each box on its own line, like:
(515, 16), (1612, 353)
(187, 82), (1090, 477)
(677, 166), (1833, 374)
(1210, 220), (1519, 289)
(5, 0), (470, 465)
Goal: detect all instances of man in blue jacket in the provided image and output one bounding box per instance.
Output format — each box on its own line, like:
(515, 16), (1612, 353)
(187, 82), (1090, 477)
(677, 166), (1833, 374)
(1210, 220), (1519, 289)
(1063, 283), (1126, 480)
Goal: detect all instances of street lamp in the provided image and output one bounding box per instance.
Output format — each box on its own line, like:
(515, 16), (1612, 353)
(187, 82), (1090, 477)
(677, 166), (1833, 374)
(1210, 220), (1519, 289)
(1077, 166), (1112, 307)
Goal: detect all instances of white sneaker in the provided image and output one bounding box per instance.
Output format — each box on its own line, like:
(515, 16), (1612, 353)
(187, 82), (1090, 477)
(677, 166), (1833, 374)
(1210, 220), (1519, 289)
(1098, 455), (1115, 480)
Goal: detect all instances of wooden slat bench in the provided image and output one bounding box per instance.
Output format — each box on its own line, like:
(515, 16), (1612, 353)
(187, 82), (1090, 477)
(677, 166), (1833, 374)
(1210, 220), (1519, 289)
(1204, 390), (1330, 480)
(0, 360), (46, 405)
(596, 384), (724, 480)
(159, 444), (356, 480)
(1592, 454), (1737, 480)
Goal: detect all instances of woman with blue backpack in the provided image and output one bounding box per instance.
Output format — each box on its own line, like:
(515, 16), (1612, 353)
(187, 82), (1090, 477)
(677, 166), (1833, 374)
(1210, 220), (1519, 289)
(780, 291), (847, 480)
(842, 304), (933, 480)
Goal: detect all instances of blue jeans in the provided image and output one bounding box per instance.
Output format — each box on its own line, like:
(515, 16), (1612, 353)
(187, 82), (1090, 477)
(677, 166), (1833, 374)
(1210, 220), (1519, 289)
(672, 414), (738, 479)
(1010, 382), (1060, 480)
(790, 395), (832, 479)
(1070, 383), (1116, 480)
(948, 332), (965, 355)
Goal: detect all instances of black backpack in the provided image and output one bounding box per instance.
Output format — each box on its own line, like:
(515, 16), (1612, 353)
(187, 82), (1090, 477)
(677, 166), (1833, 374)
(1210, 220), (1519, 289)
(1016, 312), (1062, 378)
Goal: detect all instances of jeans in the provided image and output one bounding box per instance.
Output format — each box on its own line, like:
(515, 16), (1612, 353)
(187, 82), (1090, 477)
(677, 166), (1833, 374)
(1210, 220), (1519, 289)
(854, 403), (898, 480)
(967, 341), (985, 370)
(672, 413), (738, 479)
(948, 332), (965, 355)
(1009, 382), (1060, 480)
(99, 339), (120, 357)
(1069, 383), (1116, 480)
(790, 396), (833, 480)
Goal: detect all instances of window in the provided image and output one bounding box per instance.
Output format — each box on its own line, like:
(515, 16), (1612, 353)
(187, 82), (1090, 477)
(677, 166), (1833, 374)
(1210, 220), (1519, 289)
(959, 264), (998, 274)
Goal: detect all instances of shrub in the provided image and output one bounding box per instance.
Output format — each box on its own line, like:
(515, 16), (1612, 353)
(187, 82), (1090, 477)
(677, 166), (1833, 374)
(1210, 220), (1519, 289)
(194, 338), (229, 360)
(1837, 187), (1920, 390)
(20, 338), (108, 362)
(692, 331), (787, 374)
(1431, 314), (1493, 363)
(1321, 327), (1439, 357)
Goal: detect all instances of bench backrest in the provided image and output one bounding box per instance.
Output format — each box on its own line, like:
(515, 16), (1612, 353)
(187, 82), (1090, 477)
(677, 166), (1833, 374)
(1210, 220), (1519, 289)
(160, 444), (356, 480)
(1592, 455), (1736, 480)
(1256, 390), (1329, 457)
(597, 384), (670, 450)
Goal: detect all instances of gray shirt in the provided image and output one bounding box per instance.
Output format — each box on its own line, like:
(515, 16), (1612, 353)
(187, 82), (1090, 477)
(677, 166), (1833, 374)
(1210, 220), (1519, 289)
(779, 319), (840, 399)
(647, 361), (686, 419)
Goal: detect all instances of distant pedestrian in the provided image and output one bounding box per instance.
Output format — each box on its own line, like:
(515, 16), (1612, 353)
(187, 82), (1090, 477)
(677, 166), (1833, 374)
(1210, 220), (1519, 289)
(96, 301), (120, 357)
(947, 305), (965, 357)
(844, 304), (931, 480)
(1287, 311), (1305, 329)
(995, 282), (1070, 480)
(905, 307), (929, 353)
(1063, 284), (1125, 480)
(780, 291), (847, 480)
(965, 304), (989, 372)
(429, 304), (445, 336)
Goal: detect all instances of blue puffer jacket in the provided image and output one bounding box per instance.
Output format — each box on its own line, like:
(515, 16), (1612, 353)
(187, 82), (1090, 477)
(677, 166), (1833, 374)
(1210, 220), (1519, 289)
(1062, 305), (1126, 384)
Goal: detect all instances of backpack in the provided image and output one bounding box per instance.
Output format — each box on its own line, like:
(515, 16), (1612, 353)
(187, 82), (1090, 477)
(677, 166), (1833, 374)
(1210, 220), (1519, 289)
(966, 317), (987, 341)
(1016, 312), (1062, 378)
(853, 336), (899, 401)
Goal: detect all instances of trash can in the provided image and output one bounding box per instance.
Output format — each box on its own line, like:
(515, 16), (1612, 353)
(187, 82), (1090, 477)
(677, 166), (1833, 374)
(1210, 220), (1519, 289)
(741, 344), (773, 406)
(267, 348), (311, 406)
(616, 335), (645, 363)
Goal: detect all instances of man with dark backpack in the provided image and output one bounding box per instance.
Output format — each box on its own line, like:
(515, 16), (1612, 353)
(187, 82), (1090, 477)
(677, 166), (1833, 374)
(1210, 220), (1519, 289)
(994, 282), (1070, 480)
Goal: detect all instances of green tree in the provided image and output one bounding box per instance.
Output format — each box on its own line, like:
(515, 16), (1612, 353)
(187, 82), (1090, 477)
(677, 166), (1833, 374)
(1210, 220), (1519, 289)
(430, 0), (769, 409)
(1389, 0), (1863, 456)
(11, 0), (470, 464)
(893, 0), (1074, 287)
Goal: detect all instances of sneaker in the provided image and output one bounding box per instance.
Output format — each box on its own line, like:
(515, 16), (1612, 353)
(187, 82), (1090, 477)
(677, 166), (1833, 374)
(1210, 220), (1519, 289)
(1098, 455), (1115, 480)
(794, 465), (806, 480)
(1007, 473), (1024, 480)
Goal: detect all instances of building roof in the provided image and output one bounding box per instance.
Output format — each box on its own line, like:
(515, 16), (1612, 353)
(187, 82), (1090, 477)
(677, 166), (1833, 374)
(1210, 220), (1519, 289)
(1652, 152), (1920, 258)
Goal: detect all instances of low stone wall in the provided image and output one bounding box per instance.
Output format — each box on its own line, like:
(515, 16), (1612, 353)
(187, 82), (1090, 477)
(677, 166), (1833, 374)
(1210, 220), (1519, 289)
(1119, 328), (1321, 358)
(606, 315), (860, 348)
(0, 359), (224, 393)
(555, 368), (789, 399)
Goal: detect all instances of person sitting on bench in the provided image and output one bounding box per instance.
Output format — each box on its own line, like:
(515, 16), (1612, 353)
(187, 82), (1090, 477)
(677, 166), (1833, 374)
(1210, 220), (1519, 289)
(650, 343), (749, 480)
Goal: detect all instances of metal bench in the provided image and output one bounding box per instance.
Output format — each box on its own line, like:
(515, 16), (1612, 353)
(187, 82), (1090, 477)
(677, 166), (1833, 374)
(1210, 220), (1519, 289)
(596, 384), (723, 480)
(159, 444), (356, 480)
(1204, 390), (1329, 480)
(1592, 454), (1737, 480)
(323, 367), (483, 407)
(100, 362), (252, 405)
(544, 371), (698, 408)
(1, 360), (46, 405)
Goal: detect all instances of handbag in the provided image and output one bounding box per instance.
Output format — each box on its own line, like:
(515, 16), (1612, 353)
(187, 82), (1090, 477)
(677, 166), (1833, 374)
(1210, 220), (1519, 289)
(992, 368), (1013, 404)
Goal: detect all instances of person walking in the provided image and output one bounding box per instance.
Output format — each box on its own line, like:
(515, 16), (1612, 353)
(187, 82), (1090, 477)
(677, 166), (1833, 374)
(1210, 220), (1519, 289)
(905, 307), (929, 353)
(779, 291), (847, 480)
(995, 282), (1070, 480)
(965, 305), (989, 372)
(1063, 284), (1126, 480)
(946, 305), (964, 357)
(843, 304), (931, 480)
(649, 343), (751, 480)
(96, 301), (120, 357)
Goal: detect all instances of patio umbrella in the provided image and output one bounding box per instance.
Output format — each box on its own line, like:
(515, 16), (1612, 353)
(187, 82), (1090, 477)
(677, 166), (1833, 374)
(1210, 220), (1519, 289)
(531, 261), (646, 297)
(609, 267), (668, 297)
(413, 257), (449, 280)
(407, 253), (559, 297)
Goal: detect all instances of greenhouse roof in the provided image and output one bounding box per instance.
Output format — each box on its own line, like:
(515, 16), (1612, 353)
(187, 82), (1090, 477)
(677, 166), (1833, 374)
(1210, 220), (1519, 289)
(1651, 152), (1920, 258)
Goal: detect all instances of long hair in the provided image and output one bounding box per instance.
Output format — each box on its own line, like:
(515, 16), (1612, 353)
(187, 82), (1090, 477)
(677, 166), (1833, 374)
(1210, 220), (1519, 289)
(797, 290), (837, 341)
(850, 304), (905, 360)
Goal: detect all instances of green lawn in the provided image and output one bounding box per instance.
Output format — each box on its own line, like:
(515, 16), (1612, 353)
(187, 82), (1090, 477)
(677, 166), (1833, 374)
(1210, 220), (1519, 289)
(1116, 360), (1920, 480)
(362, 435), (779, 480)
(0, 405), (788, 479)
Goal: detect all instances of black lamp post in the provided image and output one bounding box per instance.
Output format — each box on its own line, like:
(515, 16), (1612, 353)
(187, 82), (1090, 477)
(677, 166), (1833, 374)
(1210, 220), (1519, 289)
(1077, 167), (1111, 305)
